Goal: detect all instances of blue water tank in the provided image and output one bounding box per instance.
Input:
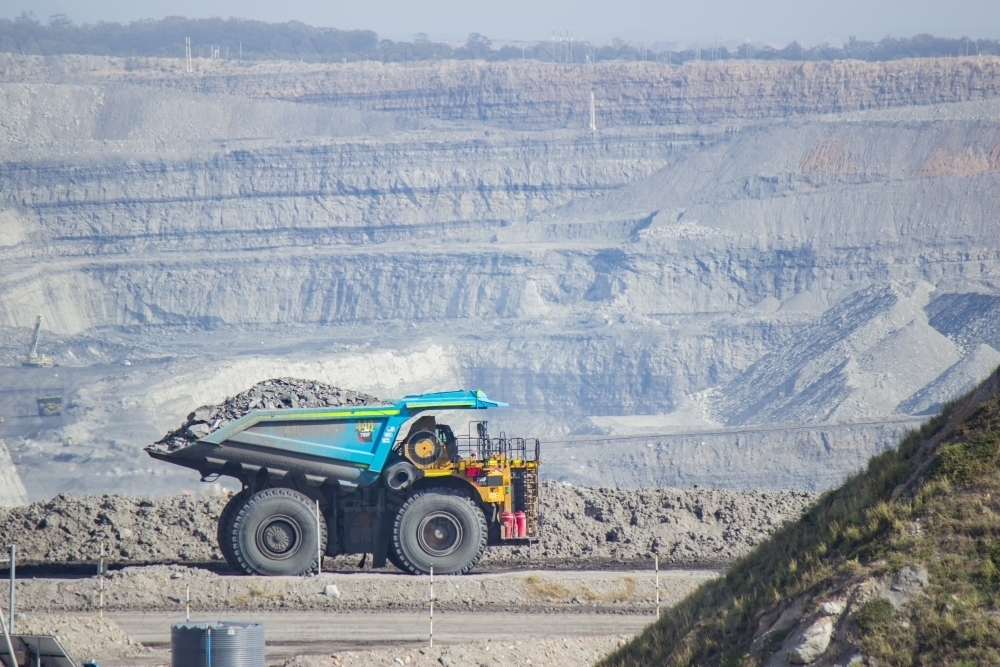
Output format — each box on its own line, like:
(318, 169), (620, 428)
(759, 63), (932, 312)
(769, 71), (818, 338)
(171, 621), (265, 667)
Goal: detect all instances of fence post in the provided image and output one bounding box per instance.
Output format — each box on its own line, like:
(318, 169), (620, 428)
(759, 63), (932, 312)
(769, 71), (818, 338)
(315, 499), (322, 575)
(98, 541), (105, 618)
(7, 544), (13, 635)
(429, 565), (434, 648)
(655, 555), (660, 620)
(186, 583), (190, 622)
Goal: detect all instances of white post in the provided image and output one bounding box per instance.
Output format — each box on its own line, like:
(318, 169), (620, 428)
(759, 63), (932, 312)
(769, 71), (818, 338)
(429, 565), (434, 647)
(99, 541), (105, 618)
(655, 555), (660, 620)
(185, 583), (190, 622)
(315, 499), (322, 575)
(7, 544), (13, 635)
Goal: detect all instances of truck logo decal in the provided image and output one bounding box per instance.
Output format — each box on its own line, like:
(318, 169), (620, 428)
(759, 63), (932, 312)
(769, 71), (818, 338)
(355, 420), (375, 443)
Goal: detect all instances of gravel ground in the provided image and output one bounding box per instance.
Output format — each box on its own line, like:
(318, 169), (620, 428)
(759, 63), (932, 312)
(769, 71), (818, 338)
(0, 483), (815, 569)
(13, 565), (717, 613)
(279, 636), (634, 667)
(14, 613), (155, 662)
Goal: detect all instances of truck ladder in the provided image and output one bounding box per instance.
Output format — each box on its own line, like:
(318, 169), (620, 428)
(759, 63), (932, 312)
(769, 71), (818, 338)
(523, 464), (540, 538)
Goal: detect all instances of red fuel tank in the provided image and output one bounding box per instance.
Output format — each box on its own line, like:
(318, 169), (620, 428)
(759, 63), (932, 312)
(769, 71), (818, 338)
(501, 511), (515, 539)
(514, 511), (527, 538)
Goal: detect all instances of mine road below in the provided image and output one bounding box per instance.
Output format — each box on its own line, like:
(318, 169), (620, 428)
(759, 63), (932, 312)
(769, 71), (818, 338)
(110, 610), (655, 665)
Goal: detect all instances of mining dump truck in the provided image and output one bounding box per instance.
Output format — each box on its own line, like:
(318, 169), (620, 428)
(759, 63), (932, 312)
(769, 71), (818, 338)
(146, 390), (539, 576)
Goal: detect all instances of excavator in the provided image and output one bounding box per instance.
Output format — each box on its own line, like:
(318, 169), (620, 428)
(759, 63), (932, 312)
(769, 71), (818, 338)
(21, 316), (53, 368)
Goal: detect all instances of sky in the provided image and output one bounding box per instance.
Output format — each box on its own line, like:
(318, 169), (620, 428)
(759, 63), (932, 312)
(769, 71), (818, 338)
(2, 0), (997, 46)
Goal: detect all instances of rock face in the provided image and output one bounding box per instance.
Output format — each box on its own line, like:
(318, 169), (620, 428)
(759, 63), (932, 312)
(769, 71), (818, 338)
(785, 617), (834, 664)
(2, 54), (1000, 496)
(881, 564), (929, 610)
(5, 55), (1000, 129)
(0, 439), (27, 507)
(899, 344), (1000, 416)
(713, 282), (962, 425)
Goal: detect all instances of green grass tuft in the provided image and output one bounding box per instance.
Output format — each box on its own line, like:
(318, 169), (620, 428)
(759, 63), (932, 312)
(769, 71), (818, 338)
(854, 598), (894, 634)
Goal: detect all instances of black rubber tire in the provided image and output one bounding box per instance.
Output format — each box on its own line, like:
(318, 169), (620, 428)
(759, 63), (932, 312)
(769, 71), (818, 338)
(387, 543), (408, 572)
(392, 489), (487, 575)
(217, 489), (250, 570)
(230, 488), (327, 576)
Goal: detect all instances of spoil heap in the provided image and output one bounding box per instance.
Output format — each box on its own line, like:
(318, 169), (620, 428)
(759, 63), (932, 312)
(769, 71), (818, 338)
(492, 483), (814, 566)
(0, 483), (813, 568)
(600, 366), (1000, 667)
(150, 377), (385, 452)
(0, 494), (226, 563)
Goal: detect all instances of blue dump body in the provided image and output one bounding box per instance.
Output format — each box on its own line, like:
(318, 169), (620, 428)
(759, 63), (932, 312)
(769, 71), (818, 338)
(149, 389), (508, 488)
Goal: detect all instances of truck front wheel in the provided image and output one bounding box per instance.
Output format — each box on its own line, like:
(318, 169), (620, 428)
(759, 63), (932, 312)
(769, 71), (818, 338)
(217, 489), (250, 570)
(391, 490), (487, 575)
(230, 488), (327, 576)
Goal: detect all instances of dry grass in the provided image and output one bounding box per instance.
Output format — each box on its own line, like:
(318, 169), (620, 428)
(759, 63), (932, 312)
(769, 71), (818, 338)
(234, 585), (286, 605)
(599, 368), (1000, 667)
(521, 575), (640, 603)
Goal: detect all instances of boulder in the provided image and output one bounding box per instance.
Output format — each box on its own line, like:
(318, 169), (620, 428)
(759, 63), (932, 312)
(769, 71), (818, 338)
(786, 617), (834, 664)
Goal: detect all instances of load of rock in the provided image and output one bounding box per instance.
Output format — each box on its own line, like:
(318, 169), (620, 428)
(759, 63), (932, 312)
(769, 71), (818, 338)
(150, 377), (385, 452)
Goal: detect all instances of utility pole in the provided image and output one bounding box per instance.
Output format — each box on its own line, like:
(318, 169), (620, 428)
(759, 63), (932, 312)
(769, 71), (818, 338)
(589, 91), (596, 132)
(185, 37), (192, 72)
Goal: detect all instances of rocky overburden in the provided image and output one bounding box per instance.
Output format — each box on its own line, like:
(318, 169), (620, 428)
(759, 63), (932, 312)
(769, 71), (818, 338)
(0, 482), (815, 567)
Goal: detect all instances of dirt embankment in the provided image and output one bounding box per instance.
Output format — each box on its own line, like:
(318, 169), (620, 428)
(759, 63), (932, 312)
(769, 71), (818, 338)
(14, 564), (716, 613)
(281, 636), (633, 667)
(0, 483), (814, 569)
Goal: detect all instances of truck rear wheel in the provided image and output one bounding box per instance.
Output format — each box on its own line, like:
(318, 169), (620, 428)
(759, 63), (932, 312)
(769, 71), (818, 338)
(391, 490), (487, 575)
(230, 488), (327, 576)
(217, 489), (249, 570)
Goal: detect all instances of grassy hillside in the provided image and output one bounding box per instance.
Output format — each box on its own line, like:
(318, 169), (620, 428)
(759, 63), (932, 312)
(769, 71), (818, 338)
(601, 366), (1000, 667)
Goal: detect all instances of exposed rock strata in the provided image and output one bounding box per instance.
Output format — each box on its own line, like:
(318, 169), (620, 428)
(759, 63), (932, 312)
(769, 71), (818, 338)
(4, 55), (1000, 129)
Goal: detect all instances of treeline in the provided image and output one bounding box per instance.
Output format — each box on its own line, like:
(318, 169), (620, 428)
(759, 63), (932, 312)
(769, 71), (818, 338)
(1, 12), (998, 64)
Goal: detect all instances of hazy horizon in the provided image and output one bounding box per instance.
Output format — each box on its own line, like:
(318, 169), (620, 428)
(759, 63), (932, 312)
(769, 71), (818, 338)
(1, 0), (997, 48)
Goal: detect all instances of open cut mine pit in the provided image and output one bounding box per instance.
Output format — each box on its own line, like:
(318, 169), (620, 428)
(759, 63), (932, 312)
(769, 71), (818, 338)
(1, 49), (999, 667)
